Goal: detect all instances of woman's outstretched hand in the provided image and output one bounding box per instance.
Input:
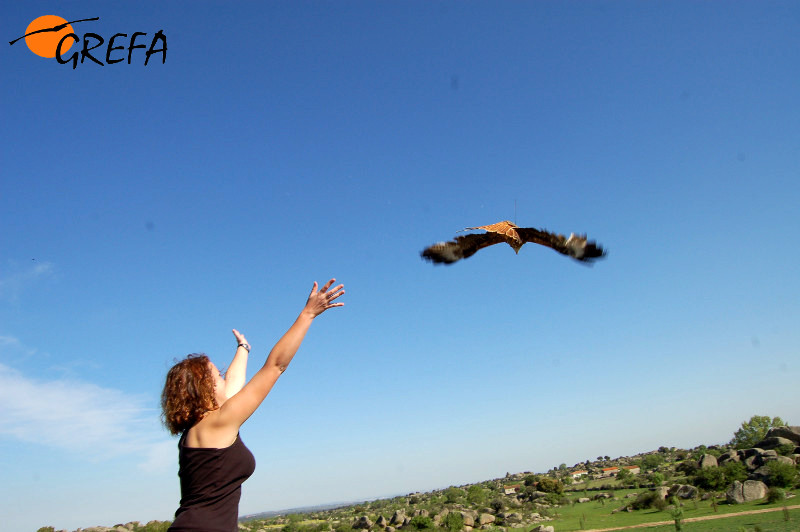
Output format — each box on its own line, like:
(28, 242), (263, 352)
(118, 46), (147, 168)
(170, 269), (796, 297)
(232, 329), (250, 351)
(303, 279), (345, 318)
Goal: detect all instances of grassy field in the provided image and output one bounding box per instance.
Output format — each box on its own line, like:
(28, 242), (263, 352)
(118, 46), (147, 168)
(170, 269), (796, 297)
(541, 488), (798, 531)
(583, 507), (800, 531)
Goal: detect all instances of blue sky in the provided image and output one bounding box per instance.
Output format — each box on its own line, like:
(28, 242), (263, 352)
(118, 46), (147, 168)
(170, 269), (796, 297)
(2, 1), (799, 530)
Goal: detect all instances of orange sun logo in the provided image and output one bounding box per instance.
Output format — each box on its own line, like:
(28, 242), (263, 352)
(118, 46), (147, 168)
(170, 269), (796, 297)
(23, 15), (76, 58)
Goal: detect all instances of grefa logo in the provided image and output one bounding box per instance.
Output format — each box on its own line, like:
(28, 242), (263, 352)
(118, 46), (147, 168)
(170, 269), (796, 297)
(9, 15), (167, 69)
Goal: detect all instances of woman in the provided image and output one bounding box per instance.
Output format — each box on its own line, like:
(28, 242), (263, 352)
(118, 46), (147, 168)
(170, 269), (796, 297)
(161, 279), (345, 531)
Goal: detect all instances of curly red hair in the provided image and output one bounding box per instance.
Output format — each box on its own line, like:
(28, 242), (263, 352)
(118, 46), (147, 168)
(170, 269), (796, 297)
(161, 354), (219, 435)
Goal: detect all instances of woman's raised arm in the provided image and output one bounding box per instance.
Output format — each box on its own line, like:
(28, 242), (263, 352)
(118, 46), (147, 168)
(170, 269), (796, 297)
(217, 279), (344, 428)
(223, 329), (250, 399)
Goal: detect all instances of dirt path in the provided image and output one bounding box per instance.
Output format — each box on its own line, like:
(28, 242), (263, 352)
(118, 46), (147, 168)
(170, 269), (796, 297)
(583, 504), (800, 531)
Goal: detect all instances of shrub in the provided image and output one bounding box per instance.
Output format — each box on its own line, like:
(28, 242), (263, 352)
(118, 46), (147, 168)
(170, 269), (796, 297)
(440, 512), (464, 532)
(631, 490), (666, 511)
(543, 492), (563, 505)
(766, 487), (785, 503)
(692, 467), (727, 491)
(722, 461), (748, 484)
(775, 443), (795, 457)
(676, 460), (698, 476)
(408, 516), (433, 530)
(765, 461), (799, 488)
(489, 498), (505, 512)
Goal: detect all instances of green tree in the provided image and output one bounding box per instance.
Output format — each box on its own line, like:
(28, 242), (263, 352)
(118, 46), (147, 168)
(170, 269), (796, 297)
(444, 487), (464, 504)
(523, 474), (539, 486)
(466, 485), (487, 505)
(536, 477), (564, 494)
(642, 454), (665, 471)
(616, 468), (633, 484)
(729, 415), (787, 449)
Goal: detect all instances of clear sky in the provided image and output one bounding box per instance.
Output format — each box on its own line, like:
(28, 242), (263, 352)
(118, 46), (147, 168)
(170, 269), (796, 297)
(2, 2), (799, 531)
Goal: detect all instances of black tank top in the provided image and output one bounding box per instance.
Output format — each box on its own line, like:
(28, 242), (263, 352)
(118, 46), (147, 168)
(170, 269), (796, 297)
(168, 431), (256, 532)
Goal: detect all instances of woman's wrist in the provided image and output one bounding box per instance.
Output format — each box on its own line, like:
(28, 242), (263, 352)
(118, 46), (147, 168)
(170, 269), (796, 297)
(237, 343), (251, 352)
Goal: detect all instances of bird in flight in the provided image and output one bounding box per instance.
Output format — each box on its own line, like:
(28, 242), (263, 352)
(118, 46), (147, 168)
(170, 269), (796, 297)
(421, 220), (606, 265)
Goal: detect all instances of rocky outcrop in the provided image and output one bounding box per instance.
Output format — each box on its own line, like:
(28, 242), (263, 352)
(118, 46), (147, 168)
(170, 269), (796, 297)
(725, 480), (768, 504)
(760, 426), (800, 446)
(531, 526), (555, 532)
(668, 484), (698, 499)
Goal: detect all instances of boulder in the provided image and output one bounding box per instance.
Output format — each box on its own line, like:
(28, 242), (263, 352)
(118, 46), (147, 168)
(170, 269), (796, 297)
(743, 455), (760, 470)
(750, 465), (771, 481)
(765, 455), (796, 466)
(718, 451), (741, 464)
(763, 426), (800, 445)
(389, 511), (406, 526)
(593, 492), (611, 500)
(504, 513), (522, 523)
(668, 484), (698, 499)
(698, 454), (718, 469)
(353, 516), (373, 529)
(478, 514), (495, 526)
(756, 436), (796, 450)
(460, 513), (475, 527)
(655, 486), (670, 500)
(577, 497), (591, 503)
(531, 526), (555, 532)
(375, 516), (387, 527)
(726, 480), (768, 504)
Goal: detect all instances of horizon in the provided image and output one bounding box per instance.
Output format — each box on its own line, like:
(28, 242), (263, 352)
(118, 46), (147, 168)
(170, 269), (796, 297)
(2, 2), (799, 531)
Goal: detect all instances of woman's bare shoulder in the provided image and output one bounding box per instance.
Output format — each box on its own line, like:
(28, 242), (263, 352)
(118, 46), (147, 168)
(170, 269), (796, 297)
(184, 411), (239, 449)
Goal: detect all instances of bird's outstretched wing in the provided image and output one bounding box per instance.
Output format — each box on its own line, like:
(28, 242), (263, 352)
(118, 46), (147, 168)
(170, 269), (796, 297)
(421, 232), (507, 264)
(516, 227), (606, 263)
(421, 221), (606, 265)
